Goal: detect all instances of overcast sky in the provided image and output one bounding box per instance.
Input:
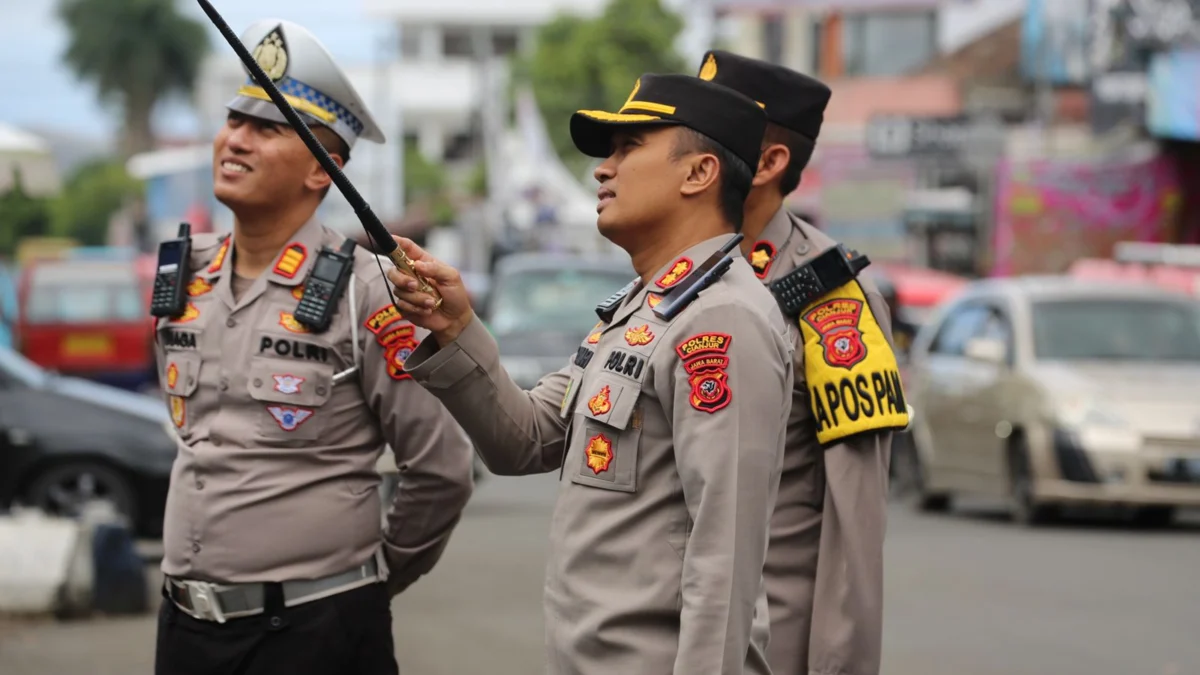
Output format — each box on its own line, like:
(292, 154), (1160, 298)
(0, 0), (1023, 141)
(0, 0), (389, 139)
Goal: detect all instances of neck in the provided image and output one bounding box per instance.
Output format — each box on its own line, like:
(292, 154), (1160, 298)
(629, 210), (730, 284)
(231, 203), (314, 278)
(739, 187), (784, 256)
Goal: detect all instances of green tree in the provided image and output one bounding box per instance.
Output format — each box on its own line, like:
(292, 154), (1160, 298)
(403, 141), (455, 226)
(58, 0), (210, 159)
(518, 0), (685, 173)
(0, 172), (52, 257)
(48, 160), (144, 246)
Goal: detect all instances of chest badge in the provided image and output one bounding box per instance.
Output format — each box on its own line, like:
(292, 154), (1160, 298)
(586, 322), (604, 345)
(267, 405), (314, 431)
(624, 324), (655, 347)
(279, 312), (310, 334)
(588, 385), (613, 416)
(272, 374), (305, 395)
(166, 363), (179, 389)
(169, 396), (186, 429)
(750, 240), (777, 279)
(175, 303), (200, 324)
(187, 278), (213, 297)
(585, 433), (614, 474)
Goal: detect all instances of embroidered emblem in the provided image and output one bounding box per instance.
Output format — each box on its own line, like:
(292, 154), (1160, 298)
(166, 363), (179, 389)
(252, 26), (290, 82)
(588, 385), (613, 416)
(749, 240), (776, 279)
(675, 332), (733, 360)
(292, 285), (305, 301)
(279, 312), (309, 334)
(272, 374), (305, 395)
(656, 257), (693, 289)
(624, 324), (655, 347)
(687, 368), (732, 413)
(273, 243), (307, 279)
(585, 434), (614, 474)
(175, 303), (200, 324)
(208, 239), (229, 273)
(382, 328), (419, 381)
(647, 293), (663, 309)
(802, 298), (867, 369)
(586, 322), (604, 345)
(267, 405), (314, 431)
(364, 304), (404, 335)
(169, 396), (186, 428)
(187, 278), (213, 297)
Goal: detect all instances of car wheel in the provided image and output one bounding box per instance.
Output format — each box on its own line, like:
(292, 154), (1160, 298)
(23, 461), (138, 527)
(902, 433), (951, 513)
(1007, 437), (1056, 526)
(1132, 506), (1175, 529)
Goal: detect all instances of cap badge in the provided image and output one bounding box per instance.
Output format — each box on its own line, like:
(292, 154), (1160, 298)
(252, 26), (290, 82)
(699, 53), (718, 81)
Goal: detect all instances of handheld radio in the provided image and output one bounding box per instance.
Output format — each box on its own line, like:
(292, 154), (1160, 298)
(294, 239), (357, 333)
(150, 223), (193, 318)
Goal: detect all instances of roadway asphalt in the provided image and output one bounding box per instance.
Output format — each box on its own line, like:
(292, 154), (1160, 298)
(1, 471), (1198, 675)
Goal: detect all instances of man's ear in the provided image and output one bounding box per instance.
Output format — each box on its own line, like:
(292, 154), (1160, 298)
(751, 143), (790, 188)
(679, 153), (720, 198)
(304, 152), (344, 193)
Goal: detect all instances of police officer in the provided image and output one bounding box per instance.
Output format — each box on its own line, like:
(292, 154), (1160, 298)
(152, 19), (475, 675)
(388, 74), (793, 674)
(695, 50), (911, 675)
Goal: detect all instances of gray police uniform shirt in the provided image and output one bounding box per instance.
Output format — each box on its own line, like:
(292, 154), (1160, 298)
(746, 207), (902, 675)
(404, 234), (794, 675)
(153, 216), (474, 591)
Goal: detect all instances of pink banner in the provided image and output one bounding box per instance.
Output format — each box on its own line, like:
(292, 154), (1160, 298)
(991, 153), (1182, 276)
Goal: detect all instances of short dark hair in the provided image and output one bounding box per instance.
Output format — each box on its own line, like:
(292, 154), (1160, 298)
(763, 123), (814, 197)
(670, 127), (753, 231)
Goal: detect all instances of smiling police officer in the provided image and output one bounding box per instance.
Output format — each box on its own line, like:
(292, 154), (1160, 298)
(151, 19), (474, 675)
(695, 50), (910, 675)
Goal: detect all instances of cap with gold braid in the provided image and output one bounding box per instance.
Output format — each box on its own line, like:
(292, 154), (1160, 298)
(226, 19), (385, 151)
(570, 73), (768, 172)
(696, 50), (831, 143)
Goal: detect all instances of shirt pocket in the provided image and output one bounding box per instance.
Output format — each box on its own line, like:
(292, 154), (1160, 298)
(161, 351), (201, 440)
(245, 358), (336, 442)
(570, 374), (643, 494)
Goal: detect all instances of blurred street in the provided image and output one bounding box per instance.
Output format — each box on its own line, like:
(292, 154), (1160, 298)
(2, 471), (1198, 675)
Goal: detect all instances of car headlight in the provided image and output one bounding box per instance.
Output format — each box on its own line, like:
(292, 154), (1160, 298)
(1054, 397), (1140, 452)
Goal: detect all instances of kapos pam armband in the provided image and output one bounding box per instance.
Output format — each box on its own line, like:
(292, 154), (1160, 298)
(797, 280), (909, 445)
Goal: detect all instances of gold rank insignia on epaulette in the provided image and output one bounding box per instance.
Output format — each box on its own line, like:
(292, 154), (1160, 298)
(650, 233), (743, 321)
(595, 278), (640, 322)
(774, 245), (910, 445)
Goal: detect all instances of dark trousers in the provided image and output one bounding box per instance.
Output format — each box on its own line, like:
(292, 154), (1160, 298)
(155, 581), (399, 675)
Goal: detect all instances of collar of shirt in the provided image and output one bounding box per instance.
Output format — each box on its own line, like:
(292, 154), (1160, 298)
(195, 216), (325, 309)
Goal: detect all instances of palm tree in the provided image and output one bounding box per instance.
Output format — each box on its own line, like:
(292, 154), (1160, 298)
(58, 0), (210, 159)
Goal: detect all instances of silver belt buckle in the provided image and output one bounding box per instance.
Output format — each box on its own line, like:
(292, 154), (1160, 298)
(185, 581), (227, 624)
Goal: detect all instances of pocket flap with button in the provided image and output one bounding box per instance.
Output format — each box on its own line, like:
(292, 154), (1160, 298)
(574, 375), (639, 430)
(162, 353), (201, 397)
(246, 360), (334, 407)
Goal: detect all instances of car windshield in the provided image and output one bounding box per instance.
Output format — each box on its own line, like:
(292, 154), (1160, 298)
(1032, 298), (1200, 362)
(0, 345), (49, 387)
(488, 267), (632, 336)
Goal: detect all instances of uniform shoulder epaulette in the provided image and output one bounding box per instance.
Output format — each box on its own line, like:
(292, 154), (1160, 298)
(649, 233), (745, 322)
(768, 244), (870, 319)
(188, 232), (228, 269)
(595, 278), (640, 322)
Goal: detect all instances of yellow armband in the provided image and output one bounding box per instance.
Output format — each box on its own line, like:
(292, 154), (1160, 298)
(798, 280), (909, 445)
